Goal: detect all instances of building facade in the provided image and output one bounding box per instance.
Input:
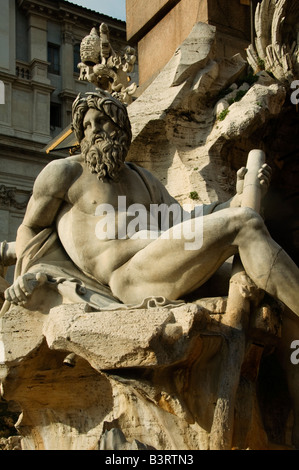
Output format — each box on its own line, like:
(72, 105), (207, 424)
(0, 0), (134, 268)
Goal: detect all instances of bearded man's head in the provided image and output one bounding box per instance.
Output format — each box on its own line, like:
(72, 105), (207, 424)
(72, 91), (132, 181)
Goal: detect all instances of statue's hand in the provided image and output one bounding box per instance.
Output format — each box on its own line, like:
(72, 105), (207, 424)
(236, 164), (272, 197)
(236, 167), (248, 196)
(257, 163), (272, 197)
(4, 272), (48, 305)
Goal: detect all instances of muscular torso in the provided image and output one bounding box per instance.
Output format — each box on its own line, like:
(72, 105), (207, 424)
(18, 154), (239, 305)
(56, 158), (168, 285)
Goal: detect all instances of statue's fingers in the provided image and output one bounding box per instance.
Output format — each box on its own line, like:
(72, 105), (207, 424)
(259, 166), (272, 182)
(4, 287), (12, 302)
(257, 173), (266, 183)
(4, 286), (19, 304)
(237, 167), (247, 180)
(259, 164), (272, 177)
(258, 169), (271, 186)
(236, 168), (247, 194)
(19, 275), (34, 296)
(262, 163), (272, 172)
(13, 281), (28, 303)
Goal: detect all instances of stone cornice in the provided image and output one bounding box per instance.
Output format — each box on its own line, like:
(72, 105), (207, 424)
(58, 89), (78, 101)
(0, 69), (56, 93)
(0, 134), (56, 162)
(17, 0), (126, 36)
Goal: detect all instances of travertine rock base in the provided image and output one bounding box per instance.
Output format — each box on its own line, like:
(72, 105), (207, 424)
(0, 300), (293, 450)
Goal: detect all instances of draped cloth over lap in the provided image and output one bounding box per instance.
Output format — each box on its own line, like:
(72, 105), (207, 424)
(0, 227), (182, 314)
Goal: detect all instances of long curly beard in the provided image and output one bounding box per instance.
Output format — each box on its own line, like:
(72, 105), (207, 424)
(81, 132), (127, 181)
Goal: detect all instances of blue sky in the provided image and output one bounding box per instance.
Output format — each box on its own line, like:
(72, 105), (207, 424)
(68, 0), (126, 21)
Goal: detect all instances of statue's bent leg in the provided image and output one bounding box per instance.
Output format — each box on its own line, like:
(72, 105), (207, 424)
(233, 211), (299, 316)
(109, 207), (299, 315)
